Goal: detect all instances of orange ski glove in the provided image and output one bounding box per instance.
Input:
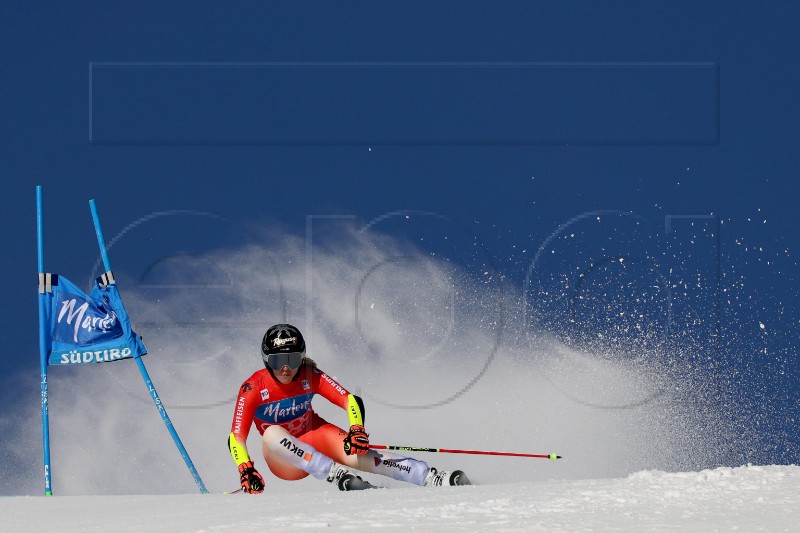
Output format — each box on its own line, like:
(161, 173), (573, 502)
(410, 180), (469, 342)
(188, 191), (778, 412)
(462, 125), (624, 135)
(343, 424), (370, 455)
(238, 461), (265, 493)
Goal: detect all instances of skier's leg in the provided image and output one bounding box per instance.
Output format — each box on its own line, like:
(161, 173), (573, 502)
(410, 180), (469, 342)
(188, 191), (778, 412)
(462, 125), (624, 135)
(297, 418), (354, 465)
(261, 425), (334, 481)
(300, 421), (430, 485)
(357, 448), (431, 485)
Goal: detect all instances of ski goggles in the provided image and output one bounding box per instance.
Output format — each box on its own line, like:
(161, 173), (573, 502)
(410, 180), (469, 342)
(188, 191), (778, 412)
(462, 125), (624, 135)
(264, 351), (305, 371)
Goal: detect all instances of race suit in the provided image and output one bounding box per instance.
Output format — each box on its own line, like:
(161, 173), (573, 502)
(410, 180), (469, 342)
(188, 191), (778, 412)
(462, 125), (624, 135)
(227, 362), (429, 484)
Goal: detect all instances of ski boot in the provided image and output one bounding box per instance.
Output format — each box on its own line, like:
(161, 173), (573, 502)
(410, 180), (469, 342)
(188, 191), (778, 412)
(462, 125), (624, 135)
(423, 467), (471, 486)
(327, 463), (378, 491)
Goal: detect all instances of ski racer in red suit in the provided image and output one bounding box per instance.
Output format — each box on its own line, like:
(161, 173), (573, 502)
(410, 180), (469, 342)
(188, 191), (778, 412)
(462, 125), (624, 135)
(228, 323), (470, 491)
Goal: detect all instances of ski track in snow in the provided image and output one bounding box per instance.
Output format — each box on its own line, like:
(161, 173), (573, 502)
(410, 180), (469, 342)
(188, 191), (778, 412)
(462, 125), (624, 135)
(3, 465), (797, 532)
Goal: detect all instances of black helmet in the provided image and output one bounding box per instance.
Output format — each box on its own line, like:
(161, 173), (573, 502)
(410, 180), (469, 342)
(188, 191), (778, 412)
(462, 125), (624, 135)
(261, 324), (306, 371)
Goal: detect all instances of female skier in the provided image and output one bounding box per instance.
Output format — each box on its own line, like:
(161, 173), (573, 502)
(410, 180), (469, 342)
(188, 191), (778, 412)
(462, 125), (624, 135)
(228, 323), (470, 492)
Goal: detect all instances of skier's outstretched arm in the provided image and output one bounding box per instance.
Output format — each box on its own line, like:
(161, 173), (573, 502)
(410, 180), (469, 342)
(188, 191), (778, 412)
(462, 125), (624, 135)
(228, 381), (264, 493)
(343, 393), (370, 455)
(316, 370), (371, 456)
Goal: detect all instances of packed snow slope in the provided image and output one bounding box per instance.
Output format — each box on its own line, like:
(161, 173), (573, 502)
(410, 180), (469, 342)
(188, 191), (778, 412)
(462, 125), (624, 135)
(3, 465), (798, 532)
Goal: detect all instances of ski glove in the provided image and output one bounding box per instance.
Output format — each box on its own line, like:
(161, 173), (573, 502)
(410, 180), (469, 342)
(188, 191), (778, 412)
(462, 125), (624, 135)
(343, 424), (370, 455)
(238, 461), (265, 493)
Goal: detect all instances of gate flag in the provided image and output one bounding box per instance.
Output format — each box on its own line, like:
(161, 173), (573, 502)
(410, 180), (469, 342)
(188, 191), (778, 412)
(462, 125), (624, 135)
(37, 188), (207, 495)
(41, 272), (147, 366)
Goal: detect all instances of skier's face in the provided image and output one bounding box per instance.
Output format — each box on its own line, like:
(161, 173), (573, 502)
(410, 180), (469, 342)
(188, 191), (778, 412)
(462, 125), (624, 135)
(274, 364), (298, 384)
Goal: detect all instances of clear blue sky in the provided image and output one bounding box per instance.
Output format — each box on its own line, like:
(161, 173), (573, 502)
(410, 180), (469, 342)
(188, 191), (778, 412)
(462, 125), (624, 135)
(2, 2), (799, 463)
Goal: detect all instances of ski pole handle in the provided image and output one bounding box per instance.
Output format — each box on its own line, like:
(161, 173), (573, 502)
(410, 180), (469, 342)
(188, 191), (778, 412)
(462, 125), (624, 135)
(370, 444), (562, 460)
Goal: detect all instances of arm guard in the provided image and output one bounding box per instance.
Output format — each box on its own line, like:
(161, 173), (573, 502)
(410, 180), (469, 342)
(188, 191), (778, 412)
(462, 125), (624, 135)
(347, 394), (366, 426)
(228, 432), (251, 467)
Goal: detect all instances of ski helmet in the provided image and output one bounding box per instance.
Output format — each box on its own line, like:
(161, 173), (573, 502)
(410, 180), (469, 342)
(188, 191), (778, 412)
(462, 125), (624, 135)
(261, 323), (306, 371)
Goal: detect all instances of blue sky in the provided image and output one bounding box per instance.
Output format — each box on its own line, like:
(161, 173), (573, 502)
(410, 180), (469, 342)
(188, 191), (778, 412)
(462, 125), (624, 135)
(2, 1), (799, 483)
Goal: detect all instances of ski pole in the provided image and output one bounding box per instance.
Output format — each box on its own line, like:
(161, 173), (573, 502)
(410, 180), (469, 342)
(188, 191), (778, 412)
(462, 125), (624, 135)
(370, 444), (562, 460)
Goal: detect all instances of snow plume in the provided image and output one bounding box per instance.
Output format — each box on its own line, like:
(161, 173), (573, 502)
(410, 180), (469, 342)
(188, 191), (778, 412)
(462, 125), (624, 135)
(4, 216), (762, 495)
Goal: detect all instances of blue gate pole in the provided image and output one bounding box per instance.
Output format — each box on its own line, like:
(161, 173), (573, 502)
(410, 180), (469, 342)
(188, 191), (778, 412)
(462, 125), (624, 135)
(37, 186), (53, 495)
(89, 199), (208, 494)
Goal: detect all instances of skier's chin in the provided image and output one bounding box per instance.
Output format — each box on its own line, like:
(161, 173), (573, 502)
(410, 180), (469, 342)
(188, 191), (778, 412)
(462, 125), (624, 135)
(275, 368), (296, 384)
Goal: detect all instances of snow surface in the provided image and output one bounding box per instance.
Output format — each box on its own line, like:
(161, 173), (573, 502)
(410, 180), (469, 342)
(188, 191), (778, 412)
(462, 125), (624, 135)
(3, 465), (798, 531)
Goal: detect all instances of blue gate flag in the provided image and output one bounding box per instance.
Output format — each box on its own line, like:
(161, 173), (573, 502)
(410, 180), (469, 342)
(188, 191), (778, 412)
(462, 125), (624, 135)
(41, 271), (147, 365)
